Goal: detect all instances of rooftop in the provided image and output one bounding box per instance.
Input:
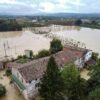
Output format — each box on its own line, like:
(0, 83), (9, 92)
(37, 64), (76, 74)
(8, 46), (88, 83)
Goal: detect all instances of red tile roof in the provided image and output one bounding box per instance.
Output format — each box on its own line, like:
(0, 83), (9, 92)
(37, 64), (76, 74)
(9, 46), (88, 83)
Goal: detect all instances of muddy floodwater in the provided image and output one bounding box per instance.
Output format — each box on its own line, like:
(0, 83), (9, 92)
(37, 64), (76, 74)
(51, 26), (100, 54)
(0, 25), (100, 61)
(0, 70), (24, 100)
(0, 31), (50, 61)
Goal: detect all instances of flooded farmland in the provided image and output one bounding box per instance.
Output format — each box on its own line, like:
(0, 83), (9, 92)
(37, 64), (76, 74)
(0, 25), (100, 100)
(51, 25), (100, 54)
(0, 31), (51, 61)
(0, 25), (100, 61)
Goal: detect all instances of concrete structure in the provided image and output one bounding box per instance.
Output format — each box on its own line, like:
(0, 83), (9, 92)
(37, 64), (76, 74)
(7, 46), (92, 99)
(24, 50), (32, 58)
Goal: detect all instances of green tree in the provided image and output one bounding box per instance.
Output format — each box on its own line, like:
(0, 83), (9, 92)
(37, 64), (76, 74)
(0, 84), (6, 97)
(92, 52), (99, 61)
(39, 56), (64, 100)
(61, 64), (87, 100)
(91, 20), (97, 25)
(87, 59), (100, 93)
(38, 50), (50, 58)
(88, 88), (100, 100)
(50, 39), (63, 54)
(75, 19), (82, 26)
(87, 68), (100, 93)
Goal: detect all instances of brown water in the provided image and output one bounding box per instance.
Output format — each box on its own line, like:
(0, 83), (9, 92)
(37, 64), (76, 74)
(0, 70), (24, 100)
(0, 26), (100, 61)
(51, 26), (100, 54)
(0, 31), (50, 61)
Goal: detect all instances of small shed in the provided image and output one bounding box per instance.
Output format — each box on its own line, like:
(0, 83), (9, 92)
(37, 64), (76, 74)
(24, 50), (32, 58)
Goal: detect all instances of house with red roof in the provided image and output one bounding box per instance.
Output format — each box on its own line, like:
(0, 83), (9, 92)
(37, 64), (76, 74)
(7, 46), (92, 99)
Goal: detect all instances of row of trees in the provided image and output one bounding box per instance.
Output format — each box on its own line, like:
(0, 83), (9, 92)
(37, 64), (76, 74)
(0, 19), (22, 31)
(38, 54), (100, 100)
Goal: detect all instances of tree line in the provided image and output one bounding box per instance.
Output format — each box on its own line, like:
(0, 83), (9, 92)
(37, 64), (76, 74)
(0, 19), (22, 32)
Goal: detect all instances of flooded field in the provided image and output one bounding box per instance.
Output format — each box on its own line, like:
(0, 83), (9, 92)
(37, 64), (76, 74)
(0, 25), (100, 61)
(0, 70), (24, 100)
(51, 25), (100, 54)
(0, 31), (50, 61)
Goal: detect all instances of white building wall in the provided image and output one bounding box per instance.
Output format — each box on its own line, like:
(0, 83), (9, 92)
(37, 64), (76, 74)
(74, 58), (83, 68)
(84, 51), (92, 62)
(75, 51), (92, 69)
(12, 68), (27, 86)
(26, 79), (40, 98)
(12, 68), (40, 98)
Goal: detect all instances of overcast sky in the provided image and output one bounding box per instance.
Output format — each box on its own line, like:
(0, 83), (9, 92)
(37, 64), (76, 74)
(0, 0), (100, 15)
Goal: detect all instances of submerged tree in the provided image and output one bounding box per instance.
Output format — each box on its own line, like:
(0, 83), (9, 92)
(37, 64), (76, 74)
(39, 56), (64, 100)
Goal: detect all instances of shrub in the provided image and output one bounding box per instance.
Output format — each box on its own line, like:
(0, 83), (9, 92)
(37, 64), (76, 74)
(37, 50), (50, 58)
(0, 84), (6, 97)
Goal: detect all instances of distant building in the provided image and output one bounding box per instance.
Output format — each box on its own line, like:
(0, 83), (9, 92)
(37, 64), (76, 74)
(82, 19), (91, 23)
(32, 19), (37, 23)
(7, 46), (92, 99)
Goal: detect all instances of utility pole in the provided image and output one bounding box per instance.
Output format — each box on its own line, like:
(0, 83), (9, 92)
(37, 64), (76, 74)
(3, 42), (7, 57)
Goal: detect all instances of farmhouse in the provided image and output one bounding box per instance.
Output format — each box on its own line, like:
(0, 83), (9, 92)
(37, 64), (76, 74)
(7, 46), (92, 99)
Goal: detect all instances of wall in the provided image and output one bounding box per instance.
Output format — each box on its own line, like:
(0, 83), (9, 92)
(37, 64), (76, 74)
(74, 58), (84, 68)
(84, 51), (92, 62)
(26, 79), (40, 98)
(12, 68), (27, 86)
